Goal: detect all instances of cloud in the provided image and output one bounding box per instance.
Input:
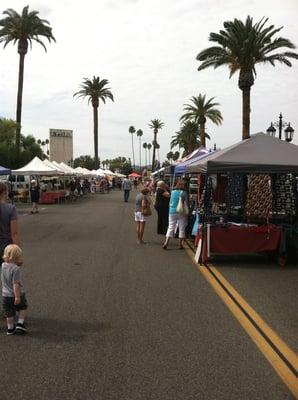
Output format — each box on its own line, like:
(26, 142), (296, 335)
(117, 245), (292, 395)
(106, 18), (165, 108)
(0, 0), (297, 163)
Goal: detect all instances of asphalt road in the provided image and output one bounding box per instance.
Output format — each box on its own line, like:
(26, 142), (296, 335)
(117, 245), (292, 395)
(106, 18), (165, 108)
(0, 190), (296, 399)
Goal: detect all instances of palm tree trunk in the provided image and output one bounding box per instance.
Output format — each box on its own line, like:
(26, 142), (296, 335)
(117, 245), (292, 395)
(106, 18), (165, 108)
(239, 69), (253, 140)
(139, 137), (142, 170)
(145, 149), (147, 167)
(199, 124), (206, 148)
(151, 133), (157, 171)
(131, 134), (135, 169)
(16, 52), (26, 151)
(242, 88), (251, 140)
(93, 106), (99, 168)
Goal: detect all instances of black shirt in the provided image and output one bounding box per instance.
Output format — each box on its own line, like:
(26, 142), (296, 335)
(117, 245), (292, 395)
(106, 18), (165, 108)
(155, 187), (170, 209)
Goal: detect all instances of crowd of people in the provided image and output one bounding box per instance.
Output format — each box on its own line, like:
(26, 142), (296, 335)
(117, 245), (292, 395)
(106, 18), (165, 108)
(133, 178), (189, 250)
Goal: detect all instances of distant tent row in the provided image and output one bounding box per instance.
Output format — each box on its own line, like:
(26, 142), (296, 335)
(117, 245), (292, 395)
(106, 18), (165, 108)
(0, 157), (125, 177)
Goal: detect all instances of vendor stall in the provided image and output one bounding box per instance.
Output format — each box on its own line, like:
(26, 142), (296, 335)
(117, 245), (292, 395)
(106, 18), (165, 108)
(12, 156), (66, 204)
(186, 133), (298, 266)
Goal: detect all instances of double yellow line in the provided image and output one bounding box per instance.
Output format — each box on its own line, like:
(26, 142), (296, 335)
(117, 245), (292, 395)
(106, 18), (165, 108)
(184, 244), (298, 398)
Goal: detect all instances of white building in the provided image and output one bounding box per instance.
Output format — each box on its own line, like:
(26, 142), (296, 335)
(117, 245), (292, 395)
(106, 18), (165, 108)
(49, 128), (73, 164)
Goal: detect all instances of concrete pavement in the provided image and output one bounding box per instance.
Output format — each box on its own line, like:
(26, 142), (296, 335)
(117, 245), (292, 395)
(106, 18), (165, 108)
(0, 190), (296, 399)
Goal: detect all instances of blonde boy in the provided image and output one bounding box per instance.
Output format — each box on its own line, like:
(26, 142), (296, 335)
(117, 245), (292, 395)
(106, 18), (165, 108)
(1, 244), (28, 335)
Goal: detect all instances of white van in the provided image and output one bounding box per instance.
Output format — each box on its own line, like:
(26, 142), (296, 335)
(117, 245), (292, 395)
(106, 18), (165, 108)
(0, 175), (31, 192)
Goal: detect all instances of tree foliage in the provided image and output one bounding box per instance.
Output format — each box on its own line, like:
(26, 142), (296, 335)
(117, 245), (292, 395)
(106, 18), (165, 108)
(73, 155), (98, 170)
(0, 118), (42, 168)
(171, 121), (202, 157)
(0, 5), (55, 149)
(196, 16), (298, 139)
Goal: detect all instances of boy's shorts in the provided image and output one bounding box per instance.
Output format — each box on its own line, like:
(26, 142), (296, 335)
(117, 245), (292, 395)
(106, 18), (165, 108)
(2, 294), (28, 318)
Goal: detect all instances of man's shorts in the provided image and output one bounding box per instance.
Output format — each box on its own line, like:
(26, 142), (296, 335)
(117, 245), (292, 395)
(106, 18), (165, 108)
(2, 294), (28, 318)
(134, 211), (147, 223)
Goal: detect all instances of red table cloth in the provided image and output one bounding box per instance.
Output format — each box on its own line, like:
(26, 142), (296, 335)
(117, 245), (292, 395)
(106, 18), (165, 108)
(200, 224), (282, 264)
(40, 191), (65, 204)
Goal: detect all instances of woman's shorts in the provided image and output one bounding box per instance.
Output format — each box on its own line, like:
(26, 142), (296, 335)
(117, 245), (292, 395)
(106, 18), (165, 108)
(134, 211), (147, 223)
(2, 294), (28, 318)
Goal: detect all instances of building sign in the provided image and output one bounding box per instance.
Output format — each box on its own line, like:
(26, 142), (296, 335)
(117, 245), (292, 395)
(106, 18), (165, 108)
(50, 129), (73, 138)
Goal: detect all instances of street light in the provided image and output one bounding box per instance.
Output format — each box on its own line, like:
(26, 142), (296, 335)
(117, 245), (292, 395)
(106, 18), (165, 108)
(266, 113), (295, 142)
(266, 123), (276, 137)
(284, 123), (294, 142)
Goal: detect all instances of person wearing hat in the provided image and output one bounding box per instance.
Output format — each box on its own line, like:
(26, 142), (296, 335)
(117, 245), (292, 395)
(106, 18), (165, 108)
(30, 179), (40, 214)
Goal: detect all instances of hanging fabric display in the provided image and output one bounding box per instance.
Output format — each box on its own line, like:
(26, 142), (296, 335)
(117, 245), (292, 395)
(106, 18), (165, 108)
(199, 176), (213, 216)
(245, 174), (272, 219)
(271, 174), (296, 215)
(213, 174), (228, 203)
(225, 174), (245, 208)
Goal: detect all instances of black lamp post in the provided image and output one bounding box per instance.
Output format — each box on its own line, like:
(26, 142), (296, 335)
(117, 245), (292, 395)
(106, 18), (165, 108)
(284, 123), (294, 142)
(266, 113), (295, 142)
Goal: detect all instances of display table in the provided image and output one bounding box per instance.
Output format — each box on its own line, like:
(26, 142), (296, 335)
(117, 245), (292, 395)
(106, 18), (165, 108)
(199, 224), (283, 264)
(40, 191), (66, 204)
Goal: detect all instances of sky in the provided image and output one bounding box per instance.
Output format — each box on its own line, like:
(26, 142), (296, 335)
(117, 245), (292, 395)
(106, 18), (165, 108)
(1, 0), (298, 164)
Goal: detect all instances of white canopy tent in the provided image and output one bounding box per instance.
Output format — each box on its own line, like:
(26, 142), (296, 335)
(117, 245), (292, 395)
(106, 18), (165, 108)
(12, 156), (60, 176)
(43, 159), (65, 175)
(59, 162), (78, 175)
(75, 167), (90, 176)
(51, 161), (74, 175)
(151, 167), (165, 176)
(103, 169), (115, 176)
(95, 168), (106, 177)
(114, 172), (126, 178)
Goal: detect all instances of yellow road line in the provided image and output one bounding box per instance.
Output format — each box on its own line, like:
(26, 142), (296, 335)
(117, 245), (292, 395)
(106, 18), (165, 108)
(183, 245), (298, 399)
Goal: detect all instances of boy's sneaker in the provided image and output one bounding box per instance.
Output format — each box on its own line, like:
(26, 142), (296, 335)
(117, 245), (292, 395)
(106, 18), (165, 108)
(15, 323), (27, 334)
(7, 327), (15, 335)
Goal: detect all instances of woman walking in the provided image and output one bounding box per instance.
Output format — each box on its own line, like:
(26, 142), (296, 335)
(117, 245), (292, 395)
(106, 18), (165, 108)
(30, 179), (40, 214)
(0, 182), (20, 261)
(162, 180), (188, 250)
(154, 181), (170, 235)
(135, 188), (151, 244)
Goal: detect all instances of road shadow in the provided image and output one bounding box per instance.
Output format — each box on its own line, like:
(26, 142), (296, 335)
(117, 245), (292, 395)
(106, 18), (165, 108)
(24, 316), (112, 344)
(210, 253), (298, 270)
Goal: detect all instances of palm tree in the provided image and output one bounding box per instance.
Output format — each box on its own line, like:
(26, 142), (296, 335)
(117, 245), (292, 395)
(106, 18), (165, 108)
(196, 16), (298, 140)
(149, 119), (164, 171)
(74, 76), (114, 168)
(167, 151), (174, 164)
(180, 94), (222, 147)
(171, 121), (205, 157)
(136, 129), (143, 170)
(147, 143), (152, 167)
(172, 151), (180, 162)
(143, 142), (148, 167)
(0, 6), (55, 150)
(129, 126), (136, 169)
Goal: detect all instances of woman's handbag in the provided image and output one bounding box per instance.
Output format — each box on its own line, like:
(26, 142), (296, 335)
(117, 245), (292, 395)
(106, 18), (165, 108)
(142, 196), (152, 216)
(176, 192), (189, 216)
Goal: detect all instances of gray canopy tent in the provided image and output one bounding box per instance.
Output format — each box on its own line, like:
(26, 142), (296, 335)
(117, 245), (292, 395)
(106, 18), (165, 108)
(187, 133), (298, 174)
